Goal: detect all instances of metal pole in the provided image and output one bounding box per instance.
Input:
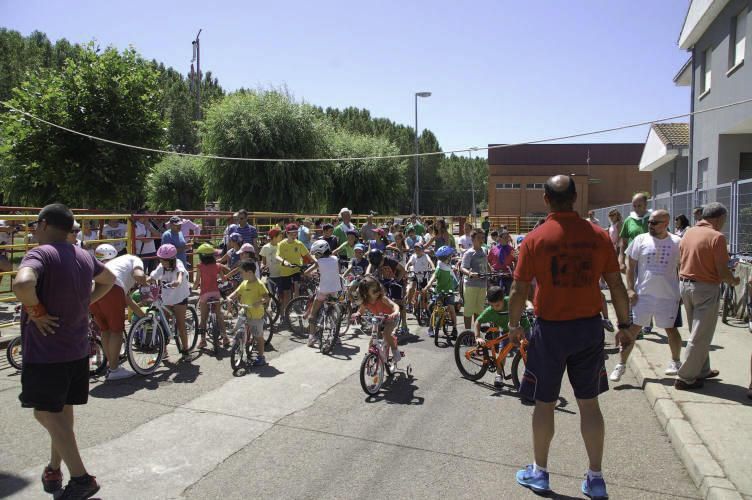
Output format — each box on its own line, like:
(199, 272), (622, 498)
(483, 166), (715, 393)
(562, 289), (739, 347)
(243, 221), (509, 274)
(469, 150), (476, 225)
(414, 94), (419, 215)
(194, 29), (202, 120)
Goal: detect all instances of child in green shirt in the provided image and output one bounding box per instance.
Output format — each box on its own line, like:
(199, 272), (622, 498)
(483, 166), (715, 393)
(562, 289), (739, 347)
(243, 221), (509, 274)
(423, 246), (459, 338)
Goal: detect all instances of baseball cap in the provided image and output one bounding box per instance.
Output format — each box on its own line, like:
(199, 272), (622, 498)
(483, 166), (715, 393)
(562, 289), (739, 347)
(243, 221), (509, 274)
(268, 228), (281, 238)
(285, 223), (298, 232)
(169, 215), (182, 224)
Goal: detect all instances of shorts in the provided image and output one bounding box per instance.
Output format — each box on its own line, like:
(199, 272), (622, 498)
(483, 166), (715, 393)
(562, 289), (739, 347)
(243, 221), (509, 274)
(246, 318), (265, 338)
(463, 286), (486, 316)
(199, 291), (222, 304)
(272, 276), (292, 293)
(89, 285), (126, 332)
(382, 280), (403, 301)
(519, 316), (608, 403)
(19, 357), (89, 412)
(434, 293), (455, 306)
(632, 295), (681, 329)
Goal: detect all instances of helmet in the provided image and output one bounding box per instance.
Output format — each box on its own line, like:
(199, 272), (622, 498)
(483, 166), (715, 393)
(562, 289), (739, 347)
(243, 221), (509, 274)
(156, 244), (177, 260)
(229, 232), (243, 243)
(94, 244), (117, 262)
(374, 228), (385, 237)
(311, 240), (330, 256)
(240, 243), (255, 254)
(368, 248), (383, 266)
(354, 243), (366, 252)
(435, 245), (455, 258)
(516, 235), (525, 245)
(196, 243), (215, 255)
(226, 224), (239, 234)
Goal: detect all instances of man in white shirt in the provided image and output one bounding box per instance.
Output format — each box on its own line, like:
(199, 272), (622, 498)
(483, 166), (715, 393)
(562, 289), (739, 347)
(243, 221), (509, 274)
(610, 210), (683, 381)
(134, 211), (162, 273)
(174, 209), (201, 241)
(457, 222), (474, 252)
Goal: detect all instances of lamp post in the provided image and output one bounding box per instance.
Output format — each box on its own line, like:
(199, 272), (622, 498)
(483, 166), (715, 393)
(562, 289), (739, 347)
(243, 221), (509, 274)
(414, 91), (431, 215)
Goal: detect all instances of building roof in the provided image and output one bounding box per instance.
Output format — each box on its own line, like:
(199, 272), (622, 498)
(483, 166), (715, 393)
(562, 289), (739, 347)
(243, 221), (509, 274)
(678, 0), (730, 49)
(487, 143), (644, 166)
(652, 123), (690, 147)
(673, 57), (692, 86)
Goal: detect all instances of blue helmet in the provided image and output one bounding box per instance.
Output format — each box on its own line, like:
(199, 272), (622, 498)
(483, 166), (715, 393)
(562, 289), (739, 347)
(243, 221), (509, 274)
(435, 245), (455, 258)
(354, 243), (367, 252)
(516, 235), (525, 245)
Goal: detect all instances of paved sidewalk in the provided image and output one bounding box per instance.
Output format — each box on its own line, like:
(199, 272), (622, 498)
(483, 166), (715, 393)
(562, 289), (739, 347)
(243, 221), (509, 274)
(606, 293), (752, 499)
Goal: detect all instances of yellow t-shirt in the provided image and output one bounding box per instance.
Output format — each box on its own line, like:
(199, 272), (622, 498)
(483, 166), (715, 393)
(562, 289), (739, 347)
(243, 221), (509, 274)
(277, 239), (309, 277)
(236, 279), (268, 320)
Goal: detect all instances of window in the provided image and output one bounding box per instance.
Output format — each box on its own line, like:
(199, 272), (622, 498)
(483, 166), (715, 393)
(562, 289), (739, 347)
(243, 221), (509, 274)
(495, 183), (520, 189)
(701, 47), (712, 94)
(740, 153), (752, 180)
(526, 183), (544, 189)
(730, 8), (747, 69)
(697, 158), (709, 189)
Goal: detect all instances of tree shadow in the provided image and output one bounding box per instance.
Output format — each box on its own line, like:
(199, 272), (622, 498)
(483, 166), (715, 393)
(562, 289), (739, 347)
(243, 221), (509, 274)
(365, 372), (424, 405)
(642, 376), (752, 405)
(0, 472), (31, 497)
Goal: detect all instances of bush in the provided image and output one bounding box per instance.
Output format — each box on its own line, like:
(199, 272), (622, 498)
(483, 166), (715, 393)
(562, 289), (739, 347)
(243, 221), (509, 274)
(146, 156), (205, 211)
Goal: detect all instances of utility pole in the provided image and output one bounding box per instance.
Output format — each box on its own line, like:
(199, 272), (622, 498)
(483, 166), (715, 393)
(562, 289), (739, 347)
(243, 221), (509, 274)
(469, 149), (476, 225)
(414, 95), (419, 215)
(191, 29), (202, 120)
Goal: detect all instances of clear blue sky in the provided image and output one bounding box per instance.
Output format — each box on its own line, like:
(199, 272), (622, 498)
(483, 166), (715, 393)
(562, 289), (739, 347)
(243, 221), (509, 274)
(1, 0), (691, 157)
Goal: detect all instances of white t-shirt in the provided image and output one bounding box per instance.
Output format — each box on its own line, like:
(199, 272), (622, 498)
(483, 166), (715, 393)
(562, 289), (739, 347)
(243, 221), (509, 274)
(317, 256), (343, 294)
(407, 253), (432, 274)
(458, 234), (473, 251)
(259, 243), (281, 278)
(626, 232), (681, 300)
(180, 219), (201, 238)
(135, 221), (157, 255)
(0, 221), (11, 246)
(106, 254), (144, 292)
(150, 259), (191, 306)
(103, 223), (128, 252)
(78, 229), (99, 256)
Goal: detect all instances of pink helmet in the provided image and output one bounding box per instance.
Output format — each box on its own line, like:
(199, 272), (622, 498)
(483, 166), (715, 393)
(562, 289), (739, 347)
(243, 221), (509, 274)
(240, 243), (255, 254)
(156, 244), (177, 259)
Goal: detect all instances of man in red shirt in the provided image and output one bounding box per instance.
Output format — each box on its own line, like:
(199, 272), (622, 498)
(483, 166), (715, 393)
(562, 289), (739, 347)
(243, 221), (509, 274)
(507, 175), (631, 497)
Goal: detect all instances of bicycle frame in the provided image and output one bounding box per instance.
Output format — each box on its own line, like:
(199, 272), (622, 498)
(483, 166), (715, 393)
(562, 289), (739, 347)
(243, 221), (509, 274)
(363, 313), (392, 365)
(467, 327), (529, 373)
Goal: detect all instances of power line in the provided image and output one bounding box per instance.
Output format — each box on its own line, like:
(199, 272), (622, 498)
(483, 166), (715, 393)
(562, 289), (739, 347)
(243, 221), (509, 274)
(2, 97), (752, 163)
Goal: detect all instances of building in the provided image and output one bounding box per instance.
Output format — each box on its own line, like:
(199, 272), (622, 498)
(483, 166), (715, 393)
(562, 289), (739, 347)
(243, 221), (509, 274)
(674, 0), (752, 188)
(487, 143), (649, 218)
(639, 122), (690, 195)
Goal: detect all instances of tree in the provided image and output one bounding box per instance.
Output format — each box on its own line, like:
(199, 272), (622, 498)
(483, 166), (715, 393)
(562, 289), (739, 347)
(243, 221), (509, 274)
(433, 154), (489, 216)
(0, 44), (166, 209)
(146, 155), (205, 210)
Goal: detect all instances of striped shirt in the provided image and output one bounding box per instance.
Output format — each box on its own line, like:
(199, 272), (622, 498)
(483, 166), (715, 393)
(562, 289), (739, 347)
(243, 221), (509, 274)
(235, 224), (258, 245)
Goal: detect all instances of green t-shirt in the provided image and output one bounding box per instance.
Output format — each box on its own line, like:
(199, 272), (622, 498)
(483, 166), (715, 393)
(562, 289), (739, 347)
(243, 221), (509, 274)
(619, 214), (649, 247)
(476, 298), (531, 332)
(408, 222), (426, 236)
(433, 264), (456, 293)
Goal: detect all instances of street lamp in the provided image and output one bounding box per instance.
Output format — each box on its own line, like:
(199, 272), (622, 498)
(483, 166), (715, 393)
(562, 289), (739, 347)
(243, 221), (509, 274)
(414, 91), (431, 215)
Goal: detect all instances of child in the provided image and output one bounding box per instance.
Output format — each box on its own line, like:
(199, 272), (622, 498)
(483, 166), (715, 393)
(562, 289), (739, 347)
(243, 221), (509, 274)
(303, 240), (343, 347)
(193, 243), (231, 349)
(343, 244), (369, 278)
(220, 232), (244, 287)
(474, 286), (531, 387)
(321, 223), (339, 252)
(149, 244), (192, 361)
(357, 275), (402, 366)
(227, 261), (270, 366)
(405, 242), (434, 308)
(423, 245), (458, 338)
(226, 243), (259, 281)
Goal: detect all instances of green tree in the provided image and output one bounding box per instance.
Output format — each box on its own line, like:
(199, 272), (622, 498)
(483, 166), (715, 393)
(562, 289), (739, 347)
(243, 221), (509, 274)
(0, 44), (166, 209)
(433, 154), (488, 216)
(146, 155), (205, 210)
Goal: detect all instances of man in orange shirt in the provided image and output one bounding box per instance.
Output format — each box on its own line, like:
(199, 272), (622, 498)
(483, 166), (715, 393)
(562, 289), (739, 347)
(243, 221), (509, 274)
(676, 202), (739, 390)
(507, 175), (631, 498)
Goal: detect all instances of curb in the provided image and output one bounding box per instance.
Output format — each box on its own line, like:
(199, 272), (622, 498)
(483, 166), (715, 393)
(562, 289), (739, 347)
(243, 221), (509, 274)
(627, 343), (743, 500)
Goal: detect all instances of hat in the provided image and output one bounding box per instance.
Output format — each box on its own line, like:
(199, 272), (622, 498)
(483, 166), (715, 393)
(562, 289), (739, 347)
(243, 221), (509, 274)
(414, 242), (424, 249)
(354, 243), (366, 252)
(240, 243), (255, 254)
(169, 215), (182, 224)
(72, 221), (81, 231)
(285, 223), (298, 232)
(374, 228), (385, 236)
(268, 228), (281, 238)
(339, 207), (351, 216)
(229, 232), (243, 243)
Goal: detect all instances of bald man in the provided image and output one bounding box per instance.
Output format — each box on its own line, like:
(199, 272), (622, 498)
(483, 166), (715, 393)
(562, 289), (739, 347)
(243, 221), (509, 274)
(618, 192), (651, 272)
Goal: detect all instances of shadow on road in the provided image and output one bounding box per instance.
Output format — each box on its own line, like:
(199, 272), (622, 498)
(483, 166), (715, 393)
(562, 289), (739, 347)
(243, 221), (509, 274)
(618, 375), (752, 405)
(0, 472), (30, 498)
(365, 372), (424, 405)
(328, 342), (360, 361)
(89, 360), (201, 399)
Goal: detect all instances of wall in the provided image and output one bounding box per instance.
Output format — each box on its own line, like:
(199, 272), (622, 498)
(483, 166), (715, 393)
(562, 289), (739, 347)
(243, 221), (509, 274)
(652, 156), (690, 194)
(718, 133), (752, 183)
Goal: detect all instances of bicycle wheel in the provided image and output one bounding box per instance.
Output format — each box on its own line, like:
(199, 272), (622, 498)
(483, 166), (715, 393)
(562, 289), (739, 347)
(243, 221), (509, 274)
(416, 294), (428, 327)
(721, 285), (734, 324)
(511, 351), (526, 391)
(338, 300), (352, 336)
(127, 315), (165, 375)
(89, 337), (108, 377)
(230, 329), (247, 372)
(320, 308), (339, 355)
(359, 352), (385, 395)
(185, 305), (199, 350)
(266, 295), (280, 326)
(6, 335), (22, 370)
(454, 330), (488, 381)
(285, 296), (311, 336)
(431, 308), (441, 347)
(208, 313), (220, 357)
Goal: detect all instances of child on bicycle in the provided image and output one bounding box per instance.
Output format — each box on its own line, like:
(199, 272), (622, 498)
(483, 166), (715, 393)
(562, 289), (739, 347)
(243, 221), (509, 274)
(406, 242), (434, 309)
(194, 243), (231, 349)
(149, 244), (192, 361)
(303, 240), (343, 347)
(219, 232), (243, 288)
(227, 261), (269, 367)
(356, 275), (402, 366)
(423, 245), (458, 338)
(474, 286), (531, 387)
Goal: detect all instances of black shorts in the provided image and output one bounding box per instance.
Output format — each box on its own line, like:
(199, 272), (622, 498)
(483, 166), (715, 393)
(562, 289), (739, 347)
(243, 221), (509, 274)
(382, 280), (403, 301)
(273, 274), (300, 293)
(519, 316), (608, 403)
(19, 357), (89, 413)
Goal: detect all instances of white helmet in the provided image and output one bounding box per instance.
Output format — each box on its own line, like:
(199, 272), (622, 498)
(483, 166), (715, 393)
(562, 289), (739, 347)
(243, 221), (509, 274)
(310, 240), (330, 256)
(95, 243), (118, 262)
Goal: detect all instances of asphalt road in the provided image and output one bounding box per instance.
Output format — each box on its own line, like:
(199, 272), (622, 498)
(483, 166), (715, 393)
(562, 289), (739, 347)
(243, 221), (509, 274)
(0, 314), (700, 499)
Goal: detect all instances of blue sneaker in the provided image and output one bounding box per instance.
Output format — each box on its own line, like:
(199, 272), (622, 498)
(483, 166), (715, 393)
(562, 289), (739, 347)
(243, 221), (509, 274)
(516, 464), (550, 493)
(582, 474), (608, 499)
(427, 329), (435, 337)
(252, 356), (267, 367)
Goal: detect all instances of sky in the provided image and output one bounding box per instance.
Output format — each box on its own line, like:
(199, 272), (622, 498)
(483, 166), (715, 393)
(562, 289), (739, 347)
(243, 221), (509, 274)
(0, 0), (692, 158)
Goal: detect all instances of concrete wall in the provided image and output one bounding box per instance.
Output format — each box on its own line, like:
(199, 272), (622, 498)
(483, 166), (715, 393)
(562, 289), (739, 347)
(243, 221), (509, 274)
(691, 0), (752, 187)
(718, 133), (752, 183)
(652, 156), (690, 195)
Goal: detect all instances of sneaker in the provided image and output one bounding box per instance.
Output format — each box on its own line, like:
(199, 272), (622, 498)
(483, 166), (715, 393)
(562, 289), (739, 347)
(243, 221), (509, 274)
(252, 356), (267, 367)
(180, 351), (191, 362)
(582, 474), (608, 499)
(664, 360), (682, 376)
(307, 335), (316, 347)
(427, 328), (435, 337)
(609, 363), (626, 382)
(494, 374), (503, 388)
(58, 475), (100, 500)
(41, 465), (63, 493)
(106, 366), (135, 381)
(674, 379), (704, 390)
(602, 319), (615, 332)
(642, 325), (653, 334)
(515, 464), (551, 493)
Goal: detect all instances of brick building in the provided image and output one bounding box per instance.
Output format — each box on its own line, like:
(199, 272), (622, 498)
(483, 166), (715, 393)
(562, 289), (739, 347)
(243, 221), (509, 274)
(487, 143), (650, 218)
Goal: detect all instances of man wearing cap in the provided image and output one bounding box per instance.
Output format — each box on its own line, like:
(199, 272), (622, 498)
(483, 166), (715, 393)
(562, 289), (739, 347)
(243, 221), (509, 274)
(173, 209), (202, 240)
(276, 224), (310, 311)
(333, 208), (357, 250)
(161, 216), (188, 267)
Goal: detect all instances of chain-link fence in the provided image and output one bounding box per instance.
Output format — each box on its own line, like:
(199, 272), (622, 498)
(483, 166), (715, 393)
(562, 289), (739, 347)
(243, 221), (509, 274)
(738, 180), (752, 254)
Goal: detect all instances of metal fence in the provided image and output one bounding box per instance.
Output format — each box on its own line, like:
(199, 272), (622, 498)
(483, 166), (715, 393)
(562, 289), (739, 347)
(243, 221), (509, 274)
(591, 178), (752, 254)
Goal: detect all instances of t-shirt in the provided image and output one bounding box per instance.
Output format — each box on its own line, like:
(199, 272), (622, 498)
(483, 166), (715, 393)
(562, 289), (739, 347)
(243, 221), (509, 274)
(235, 223), (258, 246)
(458, 234), (473, 251)
(236, 279), (268, 320)
(377, 256), (400, 281)
(0, 220), (12, 246)
(619, 212), (651, 247)
(106, 254), (144, 293)
(408, 222), (426, 236)
(433, 261), (456, 293)
(626, 233), (681, 300)
(481, 221), (491, 232)
(317, 256), (342, 294)
(333, 222), (356, 247)
(179, 219), (201, 239)
(259, 243), (281, 278)
(361, 223), (377, 241)
(488, 244), (514, 273)
(339, 243), (356, 259)
(514, 211), (619, 322)
(135, 221), (158, 255)
(150, 259), (191, 306)
(407, 253), (432, 274)
(278, 239), (309, 277)
(298, 226), (312, 249)
(405, 236), (420, 249)
(198, 262), (221, 294)
(461, 247), (489, 288)
(162, 230), (188, 266)
(103, 223), (128, 252)
(368, 240), (386, 252)
(78, 229), (99, 256)
(323, 235), (339, 253)
(476, 299), (531, 332)
(20, 243), (105, 363)
(678, 220), (730, 284)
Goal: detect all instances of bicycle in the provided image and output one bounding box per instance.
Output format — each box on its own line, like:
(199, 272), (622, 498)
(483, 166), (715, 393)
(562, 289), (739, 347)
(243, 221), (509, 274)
(358, 312), (412, 396)
(721, 255), (743, 324)
(283, 293), (342, 353)
(204, 297), (225, 358)
(229, 303), (259, 372)
(408, 270), (432, 327)
(453, 308), (535, 390)
(429, 291), (456, 347)
(125, 283), (199, 375)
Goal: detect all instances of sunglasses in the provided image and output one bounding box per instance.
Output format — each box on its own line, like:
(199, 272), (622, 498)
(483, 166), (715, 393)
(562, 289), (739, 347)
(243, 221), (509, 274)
(648, 220), (667, 225)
